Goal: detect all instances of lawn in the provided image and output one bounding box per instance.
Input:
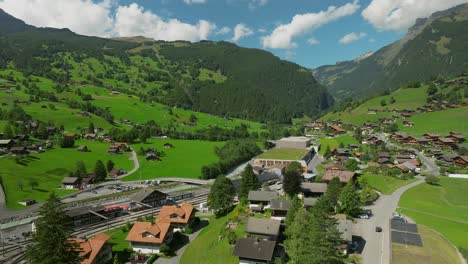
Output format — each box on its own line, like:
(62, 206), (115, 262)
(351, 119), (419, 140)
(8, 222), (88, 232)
(0, 140), (133, 209)
(398, 106), (468, 136)
(360, 174), (418, 194)
(105, 226), (132, 263)
(321, 86), (429, 125)
(180, 206), (246, 264)
(392, 225), (461, 264)
(257, 147), (309, 160)
(122, 139), (224, 181)
(399, 177), (468, 250)
(319, 135), (358, 155)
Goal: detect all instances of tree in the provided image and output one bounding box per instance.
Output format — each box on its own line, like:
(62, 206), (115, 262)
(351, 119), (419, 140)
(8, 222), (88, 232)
(94, 160), (107, 182)
(389, 96), (396, 104)
(208, 176), (235, 217)
(189, 114), (197, 123)
(425, 175), (440, 185)
(360, 186), (379, 204)
(338, 181), (362, 217)
(106, 160), (115, 172)
(283, 162), (302, 196)
(322, 177), (342, 212)
(3, 124), (13, 139)
(427, 83), (437, 96)
(344, 159), (359, 171)
(323, 145), (332, 159)
(380, 99), (387, 106)
(88, 122), (95, 134)
(59, 135), (75, 148)
(27, 193), (82, 264)
(338, 142), (345, 148)
(285, 196), (302, 227)
(75, 161), (87, 178)
(238, 164), (259, 201)
(36, 123), (49, 139)
(354, 127), (363, 143)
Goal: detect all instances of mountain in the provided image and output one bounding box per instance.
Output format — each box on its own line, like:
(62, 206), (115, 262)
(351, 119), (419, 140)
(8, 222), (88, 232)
(0, 10), (332, 124)
(313, 3), (468, 100)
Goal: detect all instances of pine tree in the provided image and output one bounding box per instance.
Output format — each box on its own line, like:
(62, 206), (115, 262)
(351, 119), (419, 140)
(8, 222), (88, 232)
(208, 175), (235, 217)
(4, 124), (13, 139)
(285, 195), (302, 227)
(106, 160), (115, 172)
(324, 145), (332, 159)
(75, 161), (87, 178)
(338, 181), (362, 217)
(284, 209), (315, 262)
(27, 193), (82, 264)
(283, 162), (302, 196)
(239, 164), (259, 200)
(94, 160), (107, 182)
(88, 122), (95, 134)
(37, 123), (49, 139)
(322, 176), (342, 212)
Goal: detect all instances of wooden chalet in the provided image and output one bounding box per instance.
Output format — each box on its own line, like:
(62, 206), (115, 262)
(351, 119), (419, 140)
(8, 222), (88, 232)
(453, 156), (468, 167)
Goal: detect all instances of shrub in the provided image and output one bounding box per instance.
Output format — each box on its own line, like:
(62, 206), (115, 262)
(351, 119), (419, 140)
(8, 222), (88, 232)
(227, 230), (237, 245)
(146, 254), (158, 264)
(425, 175), (440, 185)
(185, 228), (193, 234)
(159, 244), (170, 255)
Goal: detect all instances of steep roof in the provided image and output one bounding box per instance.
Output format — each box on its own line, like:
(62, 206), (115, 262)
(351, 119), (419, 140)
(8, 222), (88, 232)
(323, 170), (355, 183)
(131, 189), (167, 203)
(270, 199), (292, 211)
(126, 221), (171, 244)
(232, 238), (276, 261)
(248, 191), (278, 202)
(301, 182), (327, 193)
(157, 203), (194, 224)
(245, 217), (281, 236)
(71, 233), (111, 264)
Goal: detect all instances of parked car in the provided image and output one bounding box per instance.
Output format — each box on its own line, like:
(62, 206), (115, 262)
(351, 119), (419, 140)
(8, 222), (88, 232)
(358, 214), (369, 219)
(363, 209), (373, 216)
(375, 226), (382, 232)
(392, 216), (406, 223)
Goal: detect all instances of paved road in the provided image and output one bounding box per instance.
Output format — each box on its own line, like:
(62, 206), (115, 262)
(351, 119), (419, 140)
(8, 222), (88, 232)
(117, 150), (140, 179)
(0, 182), (5, 209)
(354, 176), (425, 264)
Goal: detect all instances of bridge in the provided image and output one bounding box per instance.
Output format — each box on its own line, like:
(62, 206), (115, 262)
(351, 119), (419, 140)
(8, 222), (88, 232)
(151, 177), (214, 185)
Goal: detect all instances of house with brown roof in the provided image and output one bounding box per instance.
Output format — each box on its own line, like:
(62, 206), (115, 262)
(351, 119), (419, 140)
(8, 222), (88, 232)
(423, 133), (440, 140)
(408, 137), (430, 146)
(453, 156), (468, 167)
(322, 170), (355, 184)
(157, 203), (195, 230)
(245, 217), (281, 241)
(329, 125), (346, 135)
(232, 238), (276, 264)
(434, 137), (457, 148)
(72, 233), (113, 264)
(447, 134), (465, 143)
(301, 182), (327, 197)
(126, 221), (173, 254)
(391, 132), (412, 143)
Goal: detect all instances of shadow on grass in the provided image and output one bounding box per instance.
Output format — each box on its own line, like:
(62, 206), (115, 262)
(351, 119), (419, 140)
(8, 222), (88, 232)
(167, 232), (190, 256)
(191, 219), (209, 233)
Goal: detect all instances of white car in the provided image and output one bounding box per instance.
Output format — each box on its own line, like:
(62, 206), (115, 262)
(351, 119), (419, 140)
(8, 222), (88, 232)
(358, 214), (369, 219)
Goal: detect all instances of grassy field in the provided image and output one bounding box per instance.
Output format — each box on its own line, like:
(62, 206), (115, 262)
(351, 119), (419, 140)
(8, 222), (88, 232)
(319, 135), (358, 155)
(398, 106), (468, 136)
(105, 227), (132, 263)
(392, 225), (461, 264)
(122, 139), (223, 181)
(256, 147), (309, 160)
(321, 86), (429, 125)
(399, 177), (468, 250)
(360, 174), (418, 194)
(0, 140), (133, 209)
(180, 207), (246, 264)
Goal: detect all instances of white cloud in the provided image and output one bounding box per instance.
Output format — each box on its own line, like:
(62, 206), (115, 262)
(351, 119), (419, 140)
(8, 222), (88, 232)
(339, 32), (366, 44)
(249, 0), (268, 9)
(369, 38), (376, 42)
(0, 0), (219, 42)
(183, 0), (207, 4)
(216, 26), (231, 35)
(284, 50), (296, 59)
(258, 28), (267, 33)
(0, 0), (114, 37)
(362, 0), (468, 31)
(231, 23), (254, 42)
(307, 37), (319, 45)
(261, 0), (360, 49)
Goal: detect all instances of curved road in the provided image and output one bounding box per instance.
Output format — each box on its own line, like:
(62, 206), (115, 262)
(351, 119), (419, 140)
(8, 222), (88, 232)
(355, 176), (425, 264)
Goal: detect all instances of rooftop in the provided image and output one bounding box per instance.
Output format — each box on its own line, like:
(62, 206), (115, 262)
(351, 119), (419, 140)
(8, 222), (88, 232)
(245, 217), (281, 236)
(71, 233), (111, 264)
(248, 191), (278, 202)
(256, 148), (309, 160)
(232, 238), (276, 261)
(126, 221), (171, 244)
(323, 170), (355, 183)
(301, 182), (328, 193)
(277, 136), (311, 143)
(157, 203), (194, 225)
(270, 199), (292, 211)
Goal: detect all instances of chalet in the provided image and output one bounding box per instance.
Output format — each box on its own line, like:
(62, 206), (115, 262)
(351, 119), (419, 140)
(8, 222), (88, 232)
(367, 109), (377, 115)
(18, 199), (36, 206)
(107, 146), (120, 154)
(399, 161), (417, 172)
(10, 146), (28, 155)
(366, 136), (384, 145)
(72, 233), (113, 264)
(409, 137), (430, 145)
(348, 144), (359, 150)
(81, 176), (96, 185)
(427, 149), (443, 157)
(363, 122), (378, 129)
(232, 238), (276, 264)
(0, 139), (14, 149)
(270, 199), (292, 221)
(403, 121), (414, 127)
(378, 158), (392, 165)
(62, 177), (81, 189)
(438, 154), (457, 163)
(157, 203), (195, 230)
(332, 148), (350, 156)
(112, 142), (129, 152)
(329, 125), (346, 135)
(303, 197), (318, 209)
(146, 154), (161, 161)
(131, 189), (168, 208)
(109, 168), (126, 178)
(257, 171), (281, 184)
(301, 182), (327, 197)
(46, 126), (57, 135)
(77, 146), (89, 152)
(367, 162), (381, 168)
(66, 205), (124, 227)
(248, 191), (278, 212)
(245, 218), (281, 241)
(322, 170), (355, 184)
(84, 133), (97, 140)
(323, 163), (345, 171)
(26, 145), (40, 152)
(391, 132), (412, 142)
(447, 134), (465, 143)
(423, 133), (440, 140)
(145, 148), (157, 155)
(164, 143), (174, 149)
(396, 154), (414, 164)
(66, 133), (78, 139)
(13, 134), (29, 142)
(336, 156), (349, 164)
(453, 156), (468, 167)
(377, 152), (391, 159)
(434, 137), (457, 148)
(126, 221), (173, 254)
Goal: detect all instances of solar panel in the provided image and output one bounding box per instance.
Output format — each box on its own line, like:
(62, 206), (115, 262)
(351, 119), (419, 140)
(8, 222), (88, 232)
(390, 220), (418, 233)
(391, 230), (423, 247)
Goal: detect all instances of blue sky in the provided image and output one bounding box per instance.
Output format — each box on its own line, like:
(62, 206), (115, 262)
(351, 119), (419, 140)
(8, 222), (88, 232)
(1, 0), (466, 68)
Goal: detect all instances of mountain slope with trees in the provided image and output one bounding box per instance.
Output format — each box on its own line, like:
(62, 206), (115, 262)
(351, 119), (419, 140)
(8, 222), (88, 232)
(313, 3), (468, 100)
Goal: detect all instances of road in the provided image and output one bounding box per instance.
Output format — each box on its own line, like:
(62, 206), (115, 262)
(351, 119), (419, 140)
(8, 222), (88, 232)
(117, 149), (140, 179)
(354, 177), (424, 264)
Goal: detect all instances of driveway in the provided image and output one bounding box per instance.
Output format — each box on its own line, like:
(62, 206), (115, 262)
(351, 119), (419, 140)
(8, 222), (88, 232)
(354, 177), (424, 264)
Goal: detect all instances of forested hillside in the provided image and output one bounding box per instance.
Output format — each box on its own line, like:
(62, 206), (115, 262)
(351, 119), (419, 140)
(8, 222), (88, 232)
(0, 9), (332, 124)
(313, 3), (468, 100)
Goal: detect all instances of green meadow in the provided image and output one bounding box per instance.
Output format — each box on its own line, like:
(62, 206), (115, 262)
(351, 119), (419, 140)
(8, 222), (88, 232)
(0, 140), (133, 209)
(319, 135), (358, 155)
(399, 177), (468, 250)
(360, 174), (418, 194)
(257, 148), (309, 160)
(398, 106), (468, 136)
(122, 139), (224, 181)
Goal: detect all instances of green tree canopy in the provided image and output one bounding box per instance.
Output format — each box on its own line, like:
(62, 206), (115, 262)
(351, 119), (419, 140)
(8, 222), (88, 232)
(283, 162), (303, 196)
(208, 175), (236, 217)
(338, 181), (362, 217)
(238, 164), (259, 201)
(94, 160), (107, 182)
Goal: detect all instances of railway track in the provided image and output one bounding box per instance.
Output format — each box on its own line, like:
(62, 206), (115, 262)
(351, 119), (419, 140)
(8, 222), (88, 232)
(0, 193), (208, 264)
